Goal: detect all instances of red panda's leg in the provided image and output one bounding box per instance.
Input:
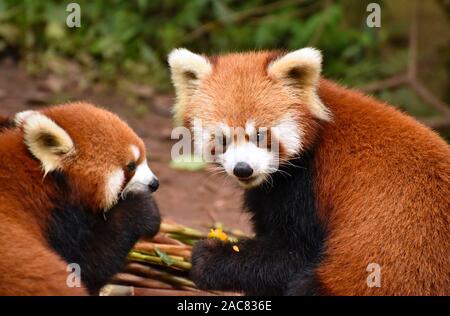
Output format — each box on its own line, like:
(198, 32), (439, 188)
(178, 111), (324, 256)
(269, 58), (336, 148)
(190, 238), (310, 295)
(0, 220), (87, 295)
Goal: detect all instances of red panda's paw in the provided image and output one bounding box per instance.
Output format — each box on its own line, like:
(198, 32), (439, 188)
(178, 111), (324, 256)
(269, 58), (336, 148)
(190, 239), (228, 290)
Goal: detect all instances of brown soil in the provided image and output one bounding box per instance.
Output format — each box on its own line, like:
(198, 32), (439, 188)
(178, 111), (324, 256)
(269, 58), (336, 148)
(0, 60), (251, 234)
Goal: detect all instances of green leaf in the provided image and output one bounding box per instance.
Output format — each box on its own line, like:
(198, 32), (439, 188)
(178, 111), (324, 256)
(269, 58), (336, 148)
(155, 248), (176, 266)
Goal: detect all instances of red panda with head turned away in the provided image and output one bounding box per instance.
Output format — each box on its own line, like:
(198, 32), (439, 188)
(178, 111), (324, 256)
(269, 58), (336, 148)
(168, 48), (450, 295)
(0, 103), (161, 295)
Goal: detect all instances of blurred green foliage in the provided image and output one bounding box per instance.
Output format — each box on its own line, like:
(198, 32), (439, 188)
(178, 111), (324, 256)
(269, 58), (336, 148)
(0, 0), (447, 126)
(0, 0), (397, 88)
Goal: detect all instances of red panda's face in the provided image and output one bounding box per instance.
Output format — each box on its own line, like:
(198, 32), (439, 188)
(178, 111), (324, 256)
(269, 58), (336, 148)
(169, 48), (330, 188)
(15, 103), (159, 211)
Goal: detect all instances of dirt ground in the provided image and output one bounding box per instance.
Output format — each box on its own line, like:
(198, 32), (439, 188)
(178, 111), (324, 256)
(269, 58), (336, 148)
(0, 59), (252, 234)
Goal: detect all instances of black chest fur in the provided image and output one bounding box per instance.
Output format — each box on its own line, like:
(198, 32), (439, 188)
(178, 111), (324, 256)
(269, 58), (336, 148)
(244, 150), (326, 293)
(46, 173), (160, 294)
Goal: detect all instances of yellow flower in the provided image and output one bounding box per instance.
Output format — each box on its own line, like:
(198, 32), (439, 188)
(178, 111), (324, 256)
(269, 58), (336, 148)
(232, 245), (240, 252)
(208, 228), (228, 241)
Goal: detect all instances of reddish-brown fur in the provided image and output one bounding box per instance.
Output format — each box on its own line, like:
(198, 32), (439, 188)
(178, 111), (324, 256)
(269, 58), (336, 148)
(185, 52), (321, 153)
(183, 52), (449, 295)
(0, 128), (86, 295)
(314, 79), (449, 295)
(0, 103), (147, 295)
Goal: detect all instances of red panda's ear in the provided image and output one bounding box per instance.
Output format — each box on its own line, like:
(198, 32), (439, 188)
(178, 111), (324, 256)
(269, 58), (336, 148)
(15, 111), (75, 176)
(168, 48), (212, 126)
(268, 48), (331, 121)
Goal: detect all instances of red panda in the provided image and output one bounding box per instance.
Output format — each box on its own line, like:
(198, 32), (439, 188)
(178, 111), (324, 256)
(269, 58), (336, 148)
(168, 48), (450, 295)
(0, 103), (161, 295)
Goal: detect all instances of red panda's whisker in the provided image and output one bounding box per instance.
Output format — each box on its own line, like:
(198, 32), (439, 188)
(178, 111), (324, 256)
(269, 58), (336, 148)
(268, 168), (292, 179)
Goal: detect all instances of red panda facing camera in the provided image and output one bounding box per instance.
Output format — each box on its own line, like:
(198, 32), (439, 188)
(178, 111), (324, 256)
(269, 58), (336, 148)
(0, 103), (161, 295)
(168, 48), (450, 295)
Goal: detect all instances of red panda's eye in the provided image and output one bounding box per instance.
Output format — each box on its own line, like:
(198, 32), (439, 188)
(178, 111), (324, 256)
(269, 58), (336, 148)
(256, 130), (266, 145)
(127, 162), (137, 173)
(222, 135), (228, 149)
(215, 133), (228, 152)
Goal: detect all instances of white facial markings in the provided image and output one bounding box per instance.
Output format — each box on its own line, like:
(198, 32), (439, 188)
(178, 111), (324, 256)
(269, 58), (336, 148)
(221, 141), (274, 177)
(132, 159), (156, 187)
(191, 117), (303, 187)
(130, 145), (140, 161)
(104, 144), (157, 209)
(272, 116), (303, 155)
(245, 120), (256, 135)
(192, 117), (303, 187)
(192, 118), (208, 155)
(122, 159), (157, 198)
(104, 168), (125, 210)
(218, 122), (231, 137)
(214, 119), (279, 185)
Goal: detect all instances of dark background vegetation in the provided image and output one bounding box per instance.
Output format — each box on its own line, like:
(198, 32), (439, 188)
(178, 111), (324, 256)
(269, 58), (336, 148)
(0, 0), (449, 132)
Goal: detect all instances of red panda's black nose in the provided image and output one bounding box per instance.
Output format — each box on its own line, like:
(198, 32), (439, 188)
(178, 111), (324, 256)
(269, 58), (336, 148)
(233, 162), (253, 178)
(149, 178), (159, 192)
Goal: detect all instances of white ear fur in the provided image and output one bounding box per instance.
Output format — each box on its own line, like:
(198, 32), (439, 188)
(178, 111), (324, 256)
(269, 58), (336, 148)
(168, 48), (212, 125)
(268, 48), (331, 121)
(15, 111), (75, 176)
(14, 110), (37, 126)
